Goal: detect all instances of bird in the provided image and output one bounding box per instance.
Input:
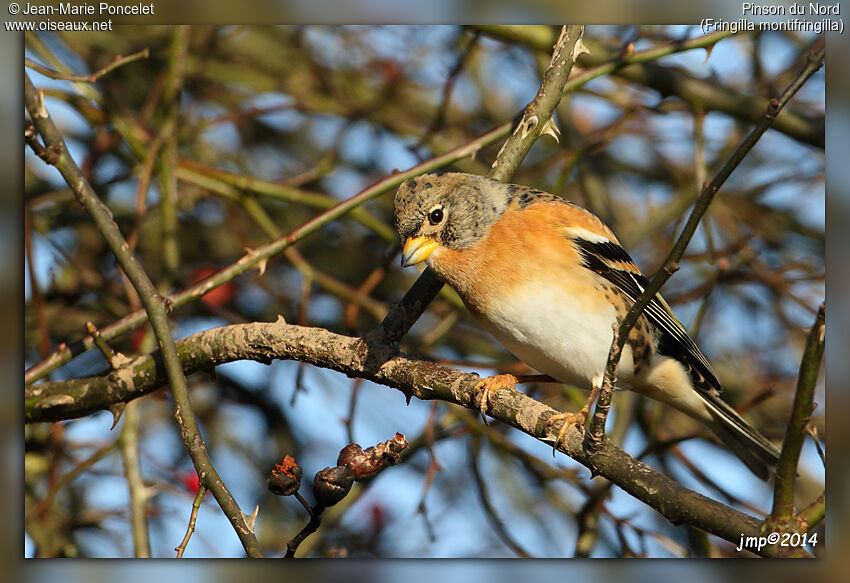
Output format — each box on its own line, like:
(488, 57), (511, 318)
(393, 171), (781, 479)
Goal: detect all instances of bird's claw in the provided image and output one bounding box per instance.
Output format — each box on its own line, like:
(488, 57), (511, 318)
(547, 406), (590, 452)
(474, 374), (519, 426)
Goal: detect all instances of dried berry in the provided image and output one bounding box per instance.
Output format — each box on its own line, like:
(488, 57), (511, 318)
(267, 455), (303, 496)
(337, 443), (364, 468)
(337, 433), (409, 481)
(313, 465), (354, 506)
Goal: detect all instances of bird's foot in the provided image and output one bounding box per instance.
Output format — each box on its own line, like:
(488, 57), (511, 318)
(547, 405), (590, 449)
(474, 374), (519, 425)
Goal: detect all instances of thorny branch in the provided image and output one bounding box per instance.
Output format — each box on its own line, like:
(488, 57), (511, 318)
(25, 73), (263, 558)
(26, 320), (809, 558)
(585, 41), (825, 448)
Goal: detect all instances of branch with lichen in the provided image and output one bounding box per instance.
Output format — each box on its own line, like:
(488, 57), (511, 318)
(25, 318), (809, 558)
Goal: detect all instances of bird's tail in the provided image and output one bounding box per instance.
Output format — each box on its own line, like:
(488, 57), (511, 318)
(702, 395), (781, 480)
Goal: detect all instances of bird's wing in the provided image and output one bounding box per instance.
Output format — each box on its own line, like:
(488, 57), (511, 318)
(568, 233), (722, 393)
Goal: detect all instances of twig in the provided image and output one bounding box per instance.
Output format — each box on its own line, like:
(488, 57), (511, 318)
(344, 254), (394, 331)
(175, 159), (395, 242)
(574, 485), (608, 557)
(489, 25), (585, 181)
(285, 503), (326, 558)
(159, 27), (189, 279)
(25, 206), (52, 359)
(175, 485), (207, 558)
(586, 42), (825, 448)
(468, 437), (533, 557)
(343, 379), (362, 445)
(84, 322), (117, 367)
(126, 133), (165, 252)
(413, 30), (480, 149)
(24, 73), (263, 558)
(25, 48), (150, 83)
(117, 400), (152, 557)
(235, 191), (390, 322)
(414, 403), (444, 542)
(770, 303), (825, 522)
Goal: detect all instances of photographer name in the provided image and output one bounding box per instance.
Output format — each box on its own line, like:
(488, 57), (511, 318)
(21, 2), (155, 16)
(743, 2), (840, 15)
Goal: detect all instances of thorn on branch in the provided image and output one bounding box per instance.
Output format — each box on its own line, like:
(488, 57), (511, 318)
(108, 402), (127, 430)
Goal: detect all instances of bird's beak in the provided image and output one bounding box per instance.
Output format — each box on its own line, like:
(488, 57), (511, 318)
(401, 236), (439, 268)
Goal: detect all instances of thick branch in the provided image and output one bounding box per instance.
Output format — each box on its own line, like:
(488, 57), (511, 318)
(27, 319), (808, 557)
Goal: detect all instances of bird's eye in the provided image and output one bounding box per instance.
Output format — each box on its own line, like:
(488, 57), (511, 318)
(428, 207), (444, 225)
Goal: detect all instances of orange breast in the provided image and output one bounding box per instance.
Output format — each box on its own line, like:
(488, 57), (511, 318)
(428, 202), (611, 317)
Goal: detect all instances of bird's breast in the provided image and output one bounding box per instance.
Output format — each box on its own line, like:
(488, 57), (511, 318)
(467, 279), (628, 389)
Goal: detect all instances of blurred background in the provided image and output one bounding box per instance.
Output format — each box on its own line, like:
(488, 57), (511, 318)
(23, 25), (824, 558)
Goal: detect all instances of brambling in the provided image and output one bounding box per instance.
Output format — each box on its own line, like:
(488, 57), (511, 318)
(393, 172), (781, 479)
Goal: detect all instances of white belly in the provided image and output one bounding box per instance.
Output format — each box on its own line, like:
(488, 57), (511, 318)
(472, 283), (634, 389)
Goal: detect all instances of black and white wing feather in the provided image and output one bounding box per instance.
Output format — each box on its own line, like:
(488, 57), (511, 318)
(569, 233), (780, 478)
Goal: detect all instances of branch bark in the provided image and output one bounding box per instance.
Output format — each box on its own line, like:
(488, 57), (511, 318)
(26, 318), (809, 557)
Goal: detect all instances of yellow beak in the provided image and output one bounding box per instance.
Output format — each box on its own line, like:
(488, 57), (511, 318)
(401, 236), (439, 268)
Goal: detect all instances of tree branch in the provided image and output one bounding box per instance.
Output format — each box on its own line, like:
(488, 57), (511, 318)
(770, 304), (825, 522)
(117, 400), (152, 557)
(25, 48), (150, 83)
(474, 26), (824, 149)
(377, 25), (586, 344)
(586, 41), (825, 446)
(25, 74), (263, 558)
(26, 319), (809, 557)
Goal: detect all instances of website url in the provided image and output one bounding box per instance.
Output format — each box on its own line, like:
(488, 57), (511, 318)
(5, 19), (112, 31)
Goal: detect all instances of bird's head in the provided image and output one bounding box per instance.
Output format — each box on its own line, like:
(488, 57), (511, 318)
(393, 172), (510, 268)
